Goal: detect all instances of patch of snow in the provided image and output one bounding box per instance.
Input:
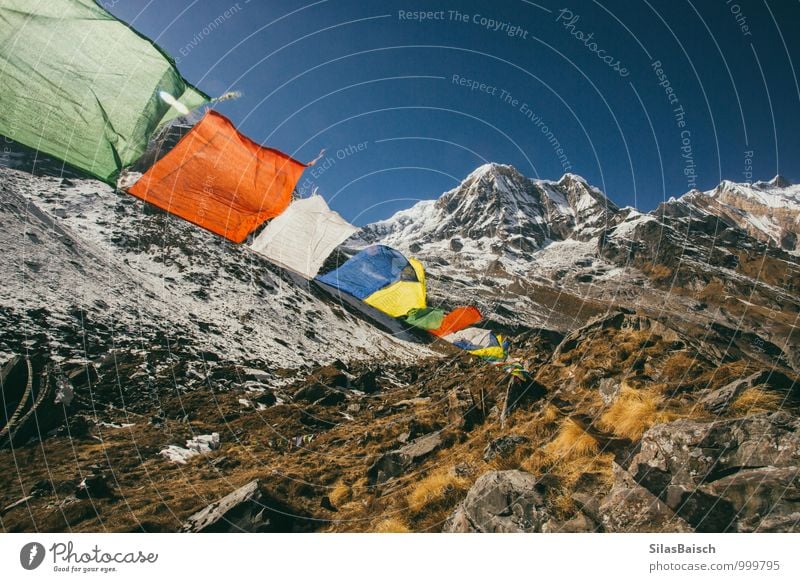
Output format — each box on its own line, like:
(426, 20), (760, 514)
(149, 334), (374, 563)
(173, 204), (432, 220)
(611, 212), (656, 238)
(160, 432), (220, 464)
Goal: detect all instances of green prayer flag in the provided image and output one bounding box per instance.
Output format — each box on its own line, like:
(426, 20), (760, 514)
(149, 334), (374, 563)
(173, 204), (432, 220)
(404, 307), (446, 330)
(0, 0), (209, 184)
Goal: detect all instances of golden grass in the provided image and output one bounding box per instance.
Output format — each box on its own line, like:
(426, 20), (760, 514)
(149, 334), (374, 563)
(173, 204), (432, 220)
(406, 470), (469, 514)
(728, 387), (784, 416)
(646, 263), (673, 282)
(598, 386), (673, 440)
(328, 483), (351, 508)
(546, 419), (599, 459)
(661, 352), (703, 382)
(519, 449), (550, 475)
(372, 517), (411, 533)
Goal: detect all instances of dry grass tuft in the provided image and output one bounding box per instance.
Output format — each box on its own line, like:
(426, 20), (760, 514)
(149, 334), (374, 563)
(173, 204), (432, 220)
(556, 452), (615, 489)
(728, 387), (784, 416)
(546, 419), (599, 459)
(372, 517), (411, 533)
(661, 352), (704, 382)
(599, 386), (674, 440)
(520, 449), (551, 475)
(406, 470), (469, 514)
(646, 263), (673, 282)
(598, 387), (664, 440)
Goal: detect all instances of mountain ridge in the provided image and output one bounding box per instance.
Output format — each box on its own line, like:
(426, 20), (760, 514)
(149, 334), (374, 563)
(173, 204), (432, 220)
(361, 162), (798, 260)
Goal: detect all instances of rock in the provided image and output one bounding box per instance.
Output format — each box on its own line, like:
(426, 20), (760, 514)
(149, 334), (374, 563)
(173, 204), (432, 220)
(252, 390), (277, 407)
(443, 470), (550, 533)
(181, 480), (316, 533)
(351, 369), (382, 393)
(161, 432), (220, 464)
(543, 512), (599, 533)
(631, 413), (800, 489)
(76, 472), (113, 499)
(598, 463), (693, 533)
(598, 378), (620, 405)
(186, 433), (220, 454)
(367, 432), (443, 485)
(699, 370), (794, 413)
(62, 360), (99, 388)
(293, 382), (346, 406)
(626, 413), (800, 531)
(239, 367), (271, 382)
(705, 466), (800, 532)
(482, 435), (530, 461)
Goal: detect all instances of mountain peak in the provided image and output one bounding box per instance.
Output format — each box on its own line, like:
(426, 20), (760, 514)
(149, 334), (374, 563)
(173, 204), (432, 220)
(755, 174), (792, 189)
(358, 163), (621, 271)
(468, 162), (511, 178)
(558, 172), (589, 186)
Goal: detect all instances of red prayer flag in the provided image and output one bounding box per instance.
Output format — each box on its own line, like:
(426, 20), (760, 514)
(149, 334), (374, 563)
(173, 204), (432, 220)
(128, 110), (307, 243)
(431, 306), (483, 337)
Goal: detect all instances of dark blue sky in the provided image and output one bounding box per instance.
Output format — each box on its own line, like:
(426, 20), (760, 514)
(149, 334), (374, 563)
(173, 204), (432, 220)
(105, 0), (800, 225)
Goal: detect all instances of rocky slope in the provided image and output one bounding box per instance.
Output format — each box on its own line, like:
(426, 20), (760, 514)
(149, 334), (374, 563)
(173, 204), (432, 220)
(1, 153), (799, 533)
(0, 165), (431, 370)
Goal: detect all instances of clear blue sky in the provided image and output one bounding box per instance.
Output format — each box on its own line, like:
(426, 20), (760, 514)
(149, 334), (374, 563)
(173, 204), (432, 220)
(105, 0), (800, 225)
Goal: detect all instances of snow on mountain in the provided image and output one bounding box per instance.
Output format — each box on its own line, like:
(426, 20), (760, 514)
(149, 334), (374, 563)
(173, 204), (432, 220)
(674, 175), (800, 253)
(0, 166), (431, 369)
(356, 163), (618, 275)
(353, 163), (800, 340)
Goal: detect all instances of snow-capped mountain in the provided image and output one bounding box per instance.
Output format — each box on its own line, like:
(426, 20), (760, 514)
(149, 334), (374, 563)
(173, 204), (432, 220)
(663, 176), (800, 253)
(357, 163), (618, 273)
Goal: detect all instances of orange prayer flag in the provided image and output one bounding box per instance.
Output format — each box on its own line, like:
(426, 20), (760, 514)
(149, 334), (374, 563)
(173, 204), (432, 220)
(430, 306), (482, 337)
(128, 110), (307, 243)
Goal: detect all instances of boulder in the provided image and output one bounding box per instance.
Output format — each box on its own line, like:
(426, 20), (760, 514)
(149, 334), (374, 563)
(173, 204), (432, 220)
(181, 480), (315, 533)
(598, 463), (693, 533)
(443, 470), (551, 533)
(630, 412), (800, 488)
(705, 466), (800, 532)
(367, 432), (443, 485)
(625, 412), (800, 531)
(293, 382), (346, 406)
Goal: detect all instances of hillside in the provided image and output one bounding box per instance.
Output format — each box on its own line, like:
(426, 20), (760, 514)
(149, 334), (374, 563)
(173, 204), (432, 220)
(1, 157), (799, 533)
